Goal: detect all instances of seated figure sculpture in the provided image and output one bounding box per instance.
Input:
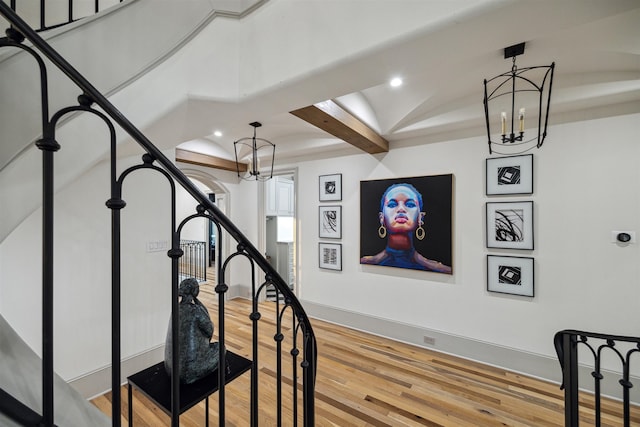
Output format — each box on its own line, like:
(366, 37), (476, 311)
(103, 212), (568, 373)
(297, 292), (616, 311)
(164, 278), (219, 384)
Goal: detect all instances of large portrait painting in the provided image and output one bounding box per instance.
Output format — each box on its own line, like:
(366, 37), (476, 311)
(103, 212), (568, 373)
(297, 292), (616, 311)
(360, 174), (453, 274)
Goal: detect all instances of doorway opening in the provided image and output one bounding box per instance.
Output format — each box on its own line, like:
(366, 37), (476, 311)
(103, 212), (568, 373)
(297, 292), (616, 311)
(177, 169), (229, 291)
(264, 172), (296, 302)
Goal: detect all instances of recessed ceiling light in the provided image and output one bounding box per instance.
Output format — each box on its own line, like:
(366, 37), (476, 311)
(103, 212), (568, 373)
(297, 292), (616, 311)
(214, 130), (222, 137)
(390, 77), (403, 87)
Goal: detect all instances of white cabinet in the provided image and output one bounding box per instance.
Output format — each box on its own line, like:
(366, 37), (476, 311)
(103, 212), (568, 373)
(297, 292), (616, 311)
(266, 176), (294, 216)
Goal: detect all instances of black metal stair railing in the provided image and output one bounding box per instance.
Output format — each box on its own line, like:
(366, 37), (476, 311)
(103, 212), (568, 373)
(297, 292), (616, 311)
(179, 240), (207, 282)
(6, 0), (124, 32)
(0, 4), (316, 427)
(554, 330), (640, 427)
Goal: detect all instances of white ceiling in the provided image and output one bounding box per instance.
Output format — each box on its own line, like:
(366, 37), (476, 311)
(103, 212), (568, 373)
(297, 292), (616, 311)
(177, 0), (640, 165)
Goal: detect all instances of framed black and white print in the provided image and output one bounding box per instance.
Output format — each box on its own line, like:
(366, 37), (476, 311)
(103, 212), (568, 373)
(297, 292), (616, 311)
(319, 242), (342, 270)
(486, 154), (533, 195)
(319, 173), (342, 201)
(319, 205), (342, 239)
(486, 201), (533, 250)
(487, 255), (534, 297)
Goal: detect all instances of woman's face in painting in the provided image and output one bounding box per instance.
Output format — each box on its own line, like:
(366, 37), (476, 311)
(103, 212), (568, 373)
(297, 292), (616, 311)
(380, 185), (423, 234)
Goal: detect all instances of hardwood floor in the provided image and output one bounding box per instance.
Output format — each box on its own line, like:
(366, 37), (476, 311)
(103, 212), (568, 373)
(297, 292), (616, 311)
(91, 287), (638, 426)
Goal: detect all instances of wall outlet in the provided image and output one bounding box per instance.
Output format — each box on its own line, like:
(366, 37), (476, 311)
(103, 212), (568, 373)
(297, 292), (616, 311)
(423, 336), (436, 345)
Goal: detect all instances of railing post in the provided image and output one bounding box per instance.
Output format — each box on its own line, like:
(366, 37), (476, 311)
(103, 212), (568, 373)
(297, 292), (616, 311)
(216, 281), (228, 426)
(303, 331), (316, 427)
(622, 365), (632, 427)
(39, 0), (45, 29)
(561, 333), (579, 427)
(168, 236), (181, 427)
(106, 190), (125, 427)
(36, 135), (61, 427)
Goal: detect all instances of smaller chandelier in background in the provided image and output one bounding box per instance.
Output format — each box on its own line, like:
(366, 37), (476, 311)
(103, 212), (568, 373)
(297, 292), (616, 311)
(483, 42), (555, 155)
(234, 121), (275, 181)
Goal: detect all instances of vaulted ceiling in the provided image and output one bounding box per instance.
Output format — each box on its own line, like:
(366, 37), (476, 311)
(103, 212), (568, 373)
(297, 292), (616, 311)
(176, 0), (640, 168)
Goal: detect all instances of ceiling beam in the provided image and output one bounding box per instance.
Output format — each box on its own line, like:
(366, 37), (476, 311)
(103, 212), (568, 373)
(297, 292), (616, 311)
(290, 100), (389, 154)
(175, 148), (246, 173)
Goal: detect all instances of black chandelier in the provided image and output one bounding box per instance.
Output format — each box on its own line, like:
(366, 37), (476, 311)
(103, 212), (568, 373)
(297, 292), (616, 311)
(234, 121), (275, 181)
(483, 42), (555, 155)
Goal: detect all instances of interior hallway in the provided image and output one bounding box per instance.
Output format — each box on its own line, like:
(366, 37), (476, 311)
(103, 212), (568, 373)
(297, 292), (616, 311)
(91, 286), (638, 426)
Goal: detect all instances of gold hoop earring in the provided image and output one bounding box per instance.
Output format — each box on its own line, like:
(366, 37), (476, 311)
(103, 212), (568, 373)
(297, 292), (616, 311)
(415, 226), (425, 241)
(378, 225), (387, 239)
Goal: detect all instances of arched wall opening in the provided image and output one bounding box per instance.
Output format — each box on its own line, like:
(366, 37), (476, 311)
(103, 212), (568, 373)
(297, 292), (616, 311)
(177, 168), (230, 288)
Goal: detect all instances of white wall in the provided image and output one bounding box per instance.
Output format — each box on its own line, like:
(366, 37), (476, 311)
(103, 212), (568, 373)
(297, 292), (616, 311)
(177, 178), (211, 243)
(175, 165), (261, 297)
(0, 154), (218, 383)
(1, 113), (637, 389)
(294, 113), (640, 371)
(1, 155), (112, 380)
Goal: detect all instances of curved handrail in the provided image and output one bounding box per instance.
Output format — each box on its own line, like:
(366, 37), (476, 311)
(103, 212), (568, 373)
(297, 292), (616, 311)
(0, 2), (316, 425)
(1, 1), (315, 343)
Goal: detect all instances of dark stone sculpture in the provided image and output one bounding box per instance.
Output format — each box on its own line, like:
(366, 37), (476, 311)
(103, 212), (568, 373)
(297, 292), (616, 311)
(164, 278), (219, 384)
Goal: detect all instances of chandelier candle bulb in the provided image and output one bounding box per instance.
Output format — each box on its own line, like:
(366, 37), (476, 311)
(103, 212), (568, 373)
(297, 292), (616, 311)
(519, 108), (525, 132)
(501, 112), (507, 135)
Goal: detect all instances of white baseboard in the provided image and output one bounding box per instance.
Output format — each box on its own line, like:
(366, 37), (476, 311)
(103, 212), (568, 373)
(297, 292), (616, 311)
(69, 298), (639, 405)
(70, 292), (247, 399)
(69, 345), (165, 400)
(301, 299), (640, 404)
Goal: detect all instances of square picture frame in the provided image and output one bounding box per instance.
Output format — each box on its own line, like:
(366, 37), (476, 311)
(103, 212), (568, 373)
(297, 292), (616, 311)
(486, 154), (533, 195)
(360, 174), (453, 274)
(319, 173), (342, 201)
(487, 255), (534, 297)
(319, 205), (342, 239)
(486, 201), (534, 250)
(319, 242), (342, 270)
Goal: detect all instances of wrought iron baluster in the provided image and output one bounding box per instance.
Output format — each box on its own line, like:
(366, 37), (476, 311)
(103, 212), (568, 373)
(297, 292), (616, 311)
(0, 5), (317, 426)
(555, 330), (640, 427)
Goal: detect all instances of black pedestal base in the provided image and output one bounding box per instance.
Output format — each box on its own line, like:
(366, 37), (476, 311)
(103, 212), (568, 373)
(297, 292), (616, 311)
(127, 351), (251, 426)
